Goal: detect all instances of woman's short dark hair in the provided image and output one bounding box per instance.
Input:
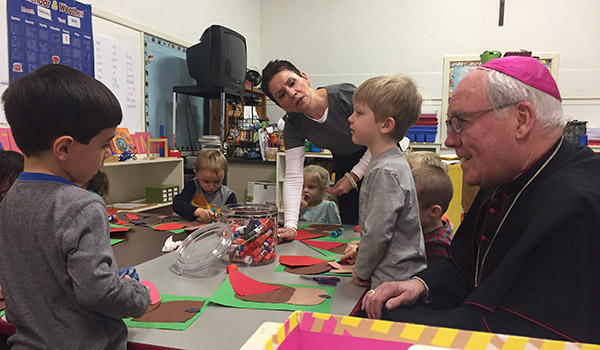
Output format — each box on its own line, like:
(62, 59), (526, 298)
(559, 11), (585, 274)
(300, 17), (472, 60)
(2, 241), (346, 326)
(260, 60), (302, 103)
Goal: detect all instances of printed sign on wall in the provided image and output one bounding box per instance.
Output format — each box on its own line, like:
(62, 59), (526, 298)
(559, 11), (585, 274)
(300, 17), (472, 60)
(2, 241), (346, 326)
(6, 0), (93, 82)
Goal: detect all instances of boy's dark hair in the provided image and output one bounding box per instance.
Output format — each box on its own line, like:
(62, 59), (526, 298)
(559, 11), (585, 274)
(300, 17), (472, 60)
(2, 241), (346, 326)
(2, 64), (122, 157)
(0, 150), (24, 199)
(260, 60), (302, 103)
(85, 170), (110, 200)
(412, 165), (453, 215)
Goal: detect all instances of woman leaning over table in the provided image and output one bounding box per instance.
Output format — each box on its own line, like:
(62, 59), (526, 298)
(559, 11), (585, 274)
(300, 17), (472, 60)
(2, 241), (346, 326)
(261, 59), (370, 241)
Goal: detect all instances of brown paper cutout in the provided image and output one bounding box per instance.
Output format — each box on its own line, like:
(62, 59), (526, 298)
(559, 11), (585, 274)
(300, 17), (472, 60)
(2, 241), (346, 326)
(327, 261), (354, 274)
(235, 284), (295, 303)
(285, 287), (329, 306)
(303, 224), (343, 236)
(328, 243), (348, 255)
(132, 300), (205, 323)
(0, 300), (5, 311)
(283, 262), (332, 275)
(235, 283), (328, 306)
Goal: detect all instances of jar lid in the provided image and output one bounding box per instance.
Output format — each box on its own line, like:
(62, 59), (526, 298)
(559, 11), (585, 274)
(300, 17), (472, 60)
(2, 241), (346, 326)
(175, 223), (233, 274)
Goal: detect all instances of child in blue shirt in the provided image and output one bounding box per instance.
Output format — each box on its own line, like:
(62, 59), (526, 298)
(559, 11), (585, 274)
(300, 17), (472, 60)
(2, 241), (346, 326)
(173, 149), (237, 221)
(299, 164), (341, 224)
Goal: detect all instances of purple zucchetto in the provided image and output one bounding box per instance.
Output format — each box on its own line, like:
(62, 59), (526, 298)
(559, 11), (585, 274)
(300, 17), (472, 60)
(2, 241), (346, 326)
(481, 56), (561, 101)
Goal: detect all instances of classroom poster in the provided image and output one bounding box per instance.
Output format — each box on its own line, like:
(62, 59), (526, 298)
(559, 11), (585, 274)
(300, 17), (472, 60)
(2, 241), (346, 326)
(6, 0), (94, 82)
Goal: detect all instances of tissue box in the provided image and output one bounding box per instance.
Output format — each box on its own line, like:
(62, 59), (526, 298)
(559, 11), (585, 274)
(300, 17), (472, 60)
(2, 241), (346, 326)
(145, 185), (179, 203)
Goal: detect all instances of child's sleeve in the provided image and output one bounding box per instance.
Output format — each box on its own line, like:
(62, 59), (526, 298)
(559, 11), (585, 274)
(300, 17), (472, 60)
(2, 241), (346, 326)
(354, 169), (405, 281)
(225, 191), (237, 204)
(172, 180), (199, 221)
(327, 201), (342, 225)
(65, 202), (150, 319)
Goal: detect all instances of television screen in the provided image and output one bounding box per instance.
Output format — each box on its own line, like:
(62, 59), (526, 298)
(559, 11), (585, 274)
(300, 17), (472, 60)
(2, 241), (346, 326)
(186, 25), (247, 92)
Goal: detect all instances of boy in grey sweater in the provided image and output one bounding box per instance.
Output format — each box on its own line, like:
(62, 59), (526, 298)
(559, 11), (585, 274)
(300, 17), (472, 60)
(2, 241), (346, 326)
(0, 64), (150, 349)
(344, 75), (427, 290)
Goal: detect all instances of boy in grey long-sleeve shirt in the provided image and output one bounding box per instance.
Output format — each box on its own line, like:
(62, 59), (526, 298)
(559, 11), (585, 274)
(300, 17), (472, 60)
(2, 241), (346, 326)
(345, 75), (427, 289)
(0, 64), (149, 349)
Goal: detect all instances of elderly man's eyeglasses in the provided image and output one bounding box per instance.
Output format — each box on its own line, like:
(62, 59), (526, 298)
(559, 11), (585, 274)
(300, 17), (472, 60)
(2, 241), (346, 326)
(445, 102), (519, 134)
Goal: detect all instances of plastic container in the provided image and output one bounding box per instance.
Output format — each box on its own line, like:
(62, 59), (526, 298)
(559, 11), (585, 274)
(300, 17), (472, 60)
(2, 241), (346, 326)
(175, 223), (233, 275)
(221, 203), (278, 266)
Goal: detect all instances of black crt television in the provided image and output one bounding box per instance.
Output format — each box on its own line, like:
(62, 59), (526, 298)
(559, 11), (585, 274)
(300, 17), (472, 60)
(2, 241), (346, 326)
(186, 25), (247, 92)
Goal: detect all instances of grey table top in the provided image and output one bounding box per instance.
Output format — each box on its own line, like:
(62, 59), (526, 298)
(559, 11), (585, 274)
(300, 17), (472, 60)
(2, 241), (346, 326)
(127, 230), (365, 349)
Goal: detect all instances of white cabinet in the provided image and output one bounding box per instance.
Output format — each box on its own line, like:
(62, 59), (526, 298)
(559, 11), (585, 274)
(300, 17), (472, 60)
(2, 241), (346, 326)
(275, 151), (333, 218)
(101, 158), (184, 211)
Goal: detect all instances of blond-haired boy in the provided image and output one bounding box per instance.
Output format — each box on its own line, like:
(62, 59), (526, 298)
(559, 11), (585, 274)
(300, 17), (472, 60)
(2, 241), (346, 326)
(345, 75), (427, 289)
(172, 149), (237, 221)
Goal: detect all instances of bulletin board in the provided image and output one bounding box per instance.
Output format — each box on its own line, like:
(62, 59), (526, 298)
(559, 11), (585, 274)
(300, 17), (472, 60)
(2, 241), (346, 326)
(144, 34), (205, 150)
(440, 53), (560, 140)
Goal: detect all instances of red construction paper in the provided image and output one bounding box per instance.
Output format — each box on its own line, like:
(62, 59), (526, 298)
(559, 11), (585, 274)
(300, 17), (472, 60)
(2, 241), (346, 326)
(154, 223), (186, 231)
(228, 268), (280, 296)
(125, 213), (139, 220)
(294, 229), (323, 241)
(141, 280), (161, 305)
(109, 227), (130, 233)
(279, 255), (328, 267)
(300, 240), (344, 251)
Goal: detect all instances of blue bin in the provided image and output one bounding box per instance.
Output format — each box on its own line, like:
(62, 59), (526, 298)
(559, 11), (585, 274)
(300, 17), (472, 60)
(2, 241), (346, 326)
(407, 126), (437, 143)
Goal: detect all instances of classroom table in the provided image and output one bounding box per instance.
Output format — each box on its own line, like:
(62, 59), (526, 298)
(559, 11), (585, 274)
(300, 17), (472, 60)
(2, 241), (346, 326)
(125, 227), (365, 349)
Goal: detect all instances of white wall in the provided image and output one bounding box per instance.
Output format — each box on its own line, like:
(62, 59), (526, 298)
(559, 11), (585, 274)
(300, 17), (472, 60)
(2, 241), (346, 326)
(86, 0), (261, 68)
(259, 0), (600, 126)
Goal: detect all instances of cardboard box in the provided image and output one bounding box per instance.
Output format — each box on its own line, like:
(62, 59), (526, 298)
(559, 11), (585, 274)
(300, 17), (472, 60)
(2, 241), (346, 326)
(247, 181), (276, 205)
(145, 184), (179, 203)
(264, 311), (599, 350)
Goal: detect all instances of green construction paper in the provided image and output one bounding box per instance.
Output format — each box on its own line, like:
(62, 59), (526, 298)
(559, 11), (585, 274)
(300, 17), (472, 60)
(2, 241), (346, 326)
(209, 277), (334, 313)
(123, 294), (209, 331)
(110, 238), (125, 245)
(0, 310), (4, 317)
(301, 237), (360, 257)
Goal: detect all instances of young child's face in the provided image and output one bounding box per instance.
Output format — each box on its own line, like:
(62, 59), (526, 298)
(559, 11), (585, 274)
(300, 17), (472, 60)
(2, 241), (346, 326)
(64, 127), (115, 185)
(302, 174), (323, 206)
(195, 169), (224, 195)
(348, 102), (380, 147)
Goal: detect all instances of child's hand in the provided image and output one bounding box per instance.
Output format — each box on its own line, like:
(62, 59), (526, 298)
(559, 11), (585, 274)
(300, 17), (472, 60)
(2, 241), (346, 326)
(300, 196), (308, 213)
(194, 208), (215, 223)
(352, 270), (370, 286)
(339, 243), (358, 264)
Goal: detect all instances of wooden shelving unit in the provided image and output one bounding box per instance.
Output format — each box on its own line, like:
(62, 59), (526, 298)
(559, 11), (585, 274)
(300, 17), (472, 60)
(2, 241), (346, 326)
(101, 157), (184, 212)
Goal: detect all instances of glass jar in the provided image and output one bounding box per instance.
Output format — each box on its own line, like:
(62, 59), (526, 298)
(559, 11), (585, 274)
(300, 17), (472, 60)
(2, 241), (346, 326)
(221, 203), (278, 266)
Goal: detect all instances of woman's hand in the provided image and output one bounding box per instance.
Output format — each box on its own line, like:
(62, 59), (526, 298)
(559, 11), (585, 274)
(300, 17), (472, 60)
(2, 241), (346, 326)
(326, 175), (353, 195)
(276, 227), (297, 243)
